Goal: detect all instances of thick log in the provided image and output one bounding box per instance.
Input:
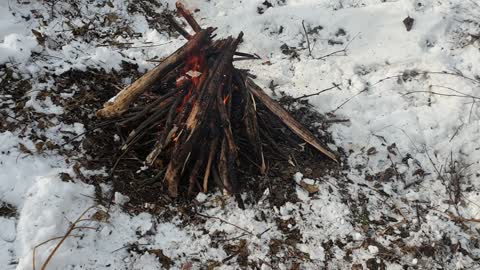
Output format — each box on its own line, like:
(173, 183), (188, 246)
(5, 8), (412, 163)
(96, 28), (214, 119)
(245, 77), (338, 163)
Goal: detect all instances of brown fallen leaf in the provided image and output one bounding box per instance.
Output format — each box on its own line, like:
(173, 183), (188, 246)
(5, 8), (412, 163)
(148, 249), (173, 269)
(18, 143), (33, 155)
(367, 147), (377, 155)
(352, 264), (363, 270)
(403, 16), (414, 31)
(35, 141), (45, 153)
(91, 210), (110, 222)
(59, 172), (73, 182)
(207, 261), (222, 270)
(31, 29), (45, 46)
(387, 143), (397, 155)
(73, 162), (82, 176)
(299, 180), (319, 194)
(45, 141), (58, 150)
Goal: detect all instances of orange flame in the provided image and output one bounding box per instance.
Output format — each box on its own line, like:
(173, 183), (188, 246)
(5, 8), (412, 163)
(177, 50), (207, 112)
(185, 54), (205, 86)
(223, 94), (230, 105)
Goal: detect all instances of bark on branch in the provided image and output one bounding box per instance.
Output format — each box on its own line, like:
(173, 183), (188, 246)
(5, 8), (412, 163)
(96, 28), (214, 119)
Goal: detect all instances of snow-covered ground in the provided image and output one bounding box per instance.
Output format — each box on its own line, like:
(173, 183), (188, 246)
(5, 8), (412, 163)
(1, 0), (480, 269)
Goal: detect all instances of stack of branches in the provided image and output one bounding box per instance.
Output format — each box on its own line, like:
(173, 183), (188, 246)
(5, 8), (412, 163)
(96, 3), (337, 199)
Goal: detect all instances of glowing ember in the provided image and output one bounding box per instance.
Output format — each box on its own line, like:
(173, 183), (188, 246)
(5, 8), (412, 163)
(176, 76), (188, 87)
(223, 95), (230, 105)
(183, 53), (206, 87)
(177, 51), (207, 112)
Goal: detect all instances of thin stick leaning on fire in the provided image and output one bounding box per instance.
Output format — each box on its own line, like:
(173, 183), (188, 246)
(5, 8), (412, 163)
(244, 76), (338, 162)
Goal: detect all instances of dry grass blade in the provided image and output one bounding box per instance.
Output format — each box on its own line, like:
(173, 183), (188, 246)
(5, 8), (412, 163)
(32, 206), (97, 270)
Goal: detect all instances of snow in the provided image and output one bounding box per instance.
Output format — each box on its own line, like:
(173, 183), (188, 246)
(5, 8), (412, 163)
(368, 245), (379, 254)
(16, 176), (95, 270)
(0, 34), (39, 64)
(0, 131), (67, 207)
(1, 0), (480, 269)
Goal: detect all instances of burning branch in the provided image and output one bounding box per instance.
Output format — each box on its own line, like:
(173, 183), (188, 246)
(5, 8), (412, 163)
(96, 28), (214, 119)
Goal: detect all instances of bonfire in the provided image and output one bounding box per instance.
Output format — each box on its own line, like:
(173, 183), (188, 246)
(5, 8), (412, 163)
(96, 3), (337, 199)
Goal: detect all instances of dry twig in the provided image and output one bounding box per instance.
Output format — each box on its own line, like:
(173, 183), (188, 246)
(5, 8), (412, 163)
(32, 206), (98, 270)
(316, 32), (360, 60)
(301, 20), (312, 57)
